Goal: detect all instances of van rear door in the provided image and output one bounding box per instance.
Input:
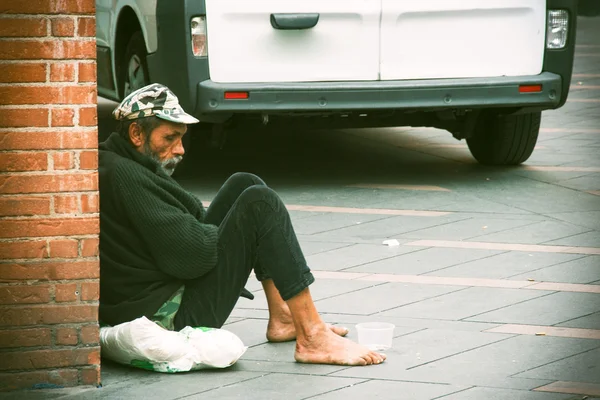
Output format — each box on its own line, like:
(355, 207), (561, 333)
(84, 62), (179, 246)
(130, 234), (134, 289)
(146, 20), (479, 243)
(205, 0), (382, 83)
(379, 0), (546, 80)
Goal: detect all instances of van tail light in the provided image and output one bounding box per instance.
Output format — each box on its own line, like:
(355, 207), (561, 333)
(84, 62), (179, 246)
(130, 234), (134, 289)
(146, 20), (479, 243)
(546, 10), (569, 49)
(191, 16), (207, 57)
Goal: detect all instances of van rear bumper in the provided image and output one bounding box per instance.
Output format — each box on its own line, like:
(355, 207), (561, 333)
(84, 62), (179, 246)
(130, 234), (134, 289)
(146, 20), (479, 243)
(193, 72), (562, 120)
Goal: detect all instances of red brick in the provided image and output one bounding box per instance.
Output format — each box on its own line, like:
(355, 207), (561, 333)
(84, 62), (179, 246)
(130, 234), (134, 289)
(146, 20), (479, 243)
(56, 327), (78, 345)
(0, 86), (96, 105)
(81, 194), (98, 214)
(78, 62), (96, 82)
(54, 283), (78, 302)
(78, 107), (97, 126)
(51, 17), (75, 37)
(53, 194), (79, 213)
(0, 130), (98, 150)
(81, 238), (98, 256)
(0, 17), (48, 37)
(0, 261), (99, 281)
(80, 282), (98, 301)
(0, 1), (96, 15)
(77, 17), (96, 37)
(52, 151), (75, 169)
(79, 150), (97, 169)
(49, 239), (78, 258)
(0, 63), (46, 83)
(0, 241), (48, 260)
(0, 369), (80, 391)
(51, 108), (75, 127)
(0, 108), (48, 127)
(0, 304), (98, 327)
(80, 366), (100, 385)
(0, 347), (99, 371)
(50, 63), (75, 82)
(0, 152), (47, 172)
(0, 217), (99, 239)
(0, 328), (52, 348)
(0, 285), (51, 305)
(80, 324), (99, 345)
(0, 39), (96, 60)
(0, 172), (98, 194)
(0, 196), (51, 217)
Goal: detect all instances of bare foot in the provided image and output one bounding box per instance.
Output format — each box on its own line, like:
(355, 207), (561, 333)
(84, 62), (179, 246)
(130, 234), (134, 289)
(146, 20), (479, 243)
(295, 324), (386, 366)
(267, 319), (349, 342)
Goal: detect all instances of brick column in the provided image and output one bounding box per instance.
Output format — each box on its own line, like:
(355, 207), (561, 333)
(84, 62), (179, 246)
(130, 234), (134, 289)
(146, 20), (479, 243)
(0, 0), (100, 391)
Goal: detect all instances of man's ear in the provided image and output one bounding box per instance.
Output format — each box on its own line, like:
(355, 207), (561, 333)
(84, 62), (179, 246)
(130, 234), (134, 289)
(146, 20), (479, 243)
(128, 122), (145, 148)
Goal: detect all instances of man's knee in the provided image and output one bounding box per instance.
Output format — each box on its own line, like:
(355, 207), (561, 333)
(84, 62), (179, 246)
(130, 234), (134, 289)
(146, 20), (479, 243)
(228, 172), (264, 188)
(240, 185), (280, 205)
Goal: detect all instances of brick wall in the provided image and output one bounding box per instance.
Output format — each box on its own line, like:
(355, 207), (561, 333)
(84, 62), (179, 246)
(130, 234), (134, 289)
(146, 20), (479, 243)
(0, 0), (100, 391)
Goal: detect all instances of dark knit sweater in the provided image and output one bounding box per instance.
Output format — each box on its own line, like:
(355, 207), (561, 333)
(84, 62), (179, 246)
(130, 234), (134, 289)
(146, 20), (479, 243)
(98, 132), (218, 326)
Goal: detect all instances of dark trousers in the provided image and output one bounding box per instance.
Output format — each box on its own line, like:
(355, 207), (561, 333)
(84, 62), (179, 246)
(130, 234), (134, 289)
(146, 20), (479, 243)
(173, 173), (314, 330)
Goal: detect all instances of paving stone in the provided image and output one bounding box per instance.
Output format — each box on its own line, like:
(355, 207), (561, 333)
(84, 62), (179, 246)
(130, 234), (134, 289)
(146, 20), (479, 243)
(293, 213), (392, 235)
(467, 220), (591, 245)
(310, 379), (467, 400)
(62, 370), (265, 399)
(553, 173), (600, 191)
(233, 360), (346, 375)
(358, 189), (461, 211)
(470, 179), (600, 214)
(318, 313), (499, 332)
(298, 240), (352, 256)
(221, 319), (269, 348)
(305, 243), (418, 271)
(556, 312), (600, 330)
(466, 292), (600, 325)
(288, 210), (324, 221)
(383, 328), (509, 370)
(314, 282), (463, 315)
(230, 308), (269, 320)
(279, 186), (387, 208)
(190, 372), (364, 400)
(397, 217), (540, 240)
(544, 231), (600, 247)
(350, 335), (599, 387)
(381, 287), (549, 321)
(428, 252), (582, 279)
(551, 211), (600, 231)
(437, 386), (573, 400)
(309, 214), (469, 240)
(346, 247), (504, 275)
(508, 255), (600, 284)
(514, 348), (600, 384)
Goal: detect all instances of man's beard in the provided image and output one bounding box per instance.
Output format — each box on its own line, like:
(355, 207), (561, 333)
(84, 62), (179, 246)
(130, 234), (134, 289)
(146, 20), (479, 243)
(143, 142), (183, 176)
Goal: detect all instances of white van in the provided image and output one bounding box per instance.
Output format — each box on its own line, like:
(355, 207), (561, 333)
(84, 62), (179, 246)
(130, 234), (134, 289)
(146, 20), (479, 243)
(96, 0), (578, 165)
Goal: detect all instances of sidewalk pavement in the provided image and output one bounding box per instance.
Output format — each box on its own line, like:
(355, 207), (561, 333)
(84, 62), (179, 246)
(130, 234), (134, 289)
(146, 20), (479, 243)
(4, 15), (599, 400)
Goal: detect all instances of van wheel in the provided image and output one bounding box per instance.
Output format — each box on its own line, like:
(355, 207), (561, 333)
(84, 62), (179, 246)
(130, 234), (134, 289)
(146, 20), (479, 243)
(119, 31), (149, 98)
(466, 111), (541, 165)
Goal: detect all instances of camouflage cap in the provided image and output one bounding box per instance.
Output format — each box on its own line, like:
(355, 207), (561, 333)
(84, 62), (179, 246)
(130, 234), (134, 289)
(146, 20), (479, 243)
(112, 83), (199, 124)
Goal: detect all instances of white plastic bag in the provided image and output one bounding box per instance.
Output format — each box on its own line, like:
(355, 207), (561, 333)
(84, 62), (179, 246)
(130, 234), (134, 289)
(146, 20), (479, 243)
(100, 316), (247, 373)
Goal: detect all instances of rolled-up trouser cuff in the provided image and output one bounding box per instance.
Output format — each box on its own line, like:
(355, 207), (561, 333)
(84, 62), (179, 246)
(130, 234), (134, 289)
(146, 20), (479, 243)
(276, 270), (315, 301)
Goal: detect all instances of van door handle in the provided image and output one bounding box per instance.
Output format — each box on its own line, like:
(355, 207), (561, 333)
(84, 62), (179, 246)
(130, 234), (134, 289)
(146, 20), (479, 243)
(270, 13), (320, 30)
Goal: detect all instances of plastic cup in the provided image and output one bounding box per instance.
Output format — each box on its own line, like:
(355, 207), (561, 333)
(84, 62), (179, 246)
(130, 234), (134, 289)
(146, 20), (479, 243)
(355, 322), (395, 351)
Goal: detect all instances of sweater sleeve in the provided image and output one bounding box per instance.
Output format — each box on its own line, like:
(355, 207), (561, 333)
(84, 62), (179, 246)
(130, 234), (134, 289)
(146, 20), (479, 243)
(113, 166), (219, 280)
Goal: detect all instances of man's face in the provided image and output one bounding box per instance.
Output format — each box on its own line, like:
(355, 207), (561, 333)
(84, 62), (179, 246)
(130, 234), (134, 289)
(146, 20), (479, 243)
(131, 120), (187, 176)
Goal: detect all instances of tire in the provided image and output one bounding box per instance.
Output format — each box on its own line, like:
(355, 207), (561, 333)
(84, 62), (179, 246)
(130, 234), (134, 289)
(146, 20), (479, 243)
(118, 31), (150, 99)
(466, 111), (541, 165)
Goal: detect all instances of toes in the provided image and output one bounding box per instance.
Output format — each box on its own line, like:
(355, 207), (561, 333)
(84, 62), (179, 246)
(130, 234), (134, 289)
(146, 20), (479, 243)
(367, 351), (385, 364)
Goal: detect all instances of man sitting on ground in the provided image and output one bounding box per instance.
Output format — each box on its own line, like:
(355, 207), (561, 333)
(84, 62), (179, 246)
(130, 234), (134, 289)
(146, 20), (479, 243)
(98, 83), (385, 366)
